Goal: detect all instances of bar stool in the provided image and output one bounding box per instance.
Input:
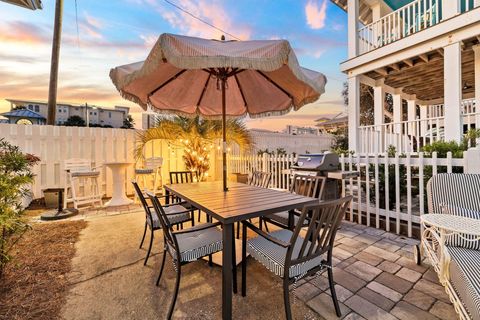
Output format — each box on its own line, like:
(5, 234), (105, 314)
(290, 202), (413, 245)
(135, 157), (163, 195)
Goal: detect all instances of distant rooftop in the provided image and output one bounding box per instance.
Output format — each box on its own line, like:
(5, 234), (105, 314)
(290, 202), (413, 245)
(1, 109), (46, 119)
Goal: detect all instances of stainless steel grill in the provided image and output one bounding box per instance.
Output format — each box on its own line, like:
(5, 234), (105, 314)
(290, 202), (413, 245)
(289, 152), (359, 200)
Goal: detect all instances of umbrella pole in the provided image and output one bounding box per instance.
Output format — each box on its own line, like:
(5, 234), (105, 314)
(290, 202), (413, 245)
(221, 76), (228, 192)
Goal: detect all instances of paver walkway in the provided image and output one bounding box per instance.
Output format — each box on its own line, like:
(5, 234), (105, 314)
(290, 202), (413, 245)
(60, 208), (456, 319)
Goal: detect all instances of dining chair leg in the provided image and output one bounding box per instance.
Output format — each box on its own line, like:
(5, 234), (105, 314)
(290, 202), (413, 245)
(144, 229), (154, 265)
(191, 211), (195, 227)
(139, 222), (147, 249)
(208, 254), (213, 267)
(232, 231), (237, 294)
(327, 266), (341, 317)
(156, 245), (167, 286)
(236, 222), (240, 239)
(167, 263), (181, 320)
(264, 220), (270, 232)
(241, 222), (247, 297)
(283, 278), (292, 320)
(259, 218), (263, 231)
(198, 209), (202, 222)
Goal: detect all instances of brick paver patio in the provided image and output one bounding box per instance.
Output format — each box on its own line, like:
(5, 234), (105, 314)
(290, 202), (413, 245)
(295, 220), (456, 320)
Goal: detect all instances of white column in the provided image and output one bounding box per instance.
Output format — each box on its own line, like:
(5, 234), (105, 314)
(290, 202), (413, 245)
(407, 100), (416, 135)
(475, 0), (480, 9)
(393, 93), (402, 133)
(374, 85), (385, 129)
(348, 0), (359, 59)
(442, 0), (459, 19)
(348, 76), (360, 153)
(474, 45), (480, 130)
(420, 105), (428, 136)
(444, 42), (463, 143)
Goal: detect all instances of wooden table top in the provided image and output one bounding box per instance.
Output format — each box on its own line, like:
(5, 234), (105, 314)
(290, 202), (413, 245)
(164, 181), (318, 224)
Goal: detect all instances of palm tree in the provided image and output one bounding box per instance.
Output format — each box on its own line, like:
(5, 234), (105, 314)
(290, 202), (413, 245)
(135, 116), (253, 180)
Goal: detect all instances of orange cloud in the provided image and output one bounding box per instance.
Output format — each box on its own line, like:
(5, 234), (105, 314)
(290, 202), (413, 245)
(305, 0), (328, 30)
(0, 21), (50, 45)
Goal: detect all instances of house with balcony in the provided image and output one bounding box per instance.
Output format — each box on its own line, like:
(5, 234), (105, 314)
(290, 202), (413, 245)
(331, 0), (480, 153)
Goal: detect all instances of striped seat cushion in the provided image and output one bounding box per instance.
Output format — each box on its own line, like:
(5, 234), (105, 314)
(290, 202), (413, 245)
(71, 171), (100, 177)
(247, 229), (324, 279)
(147, 205), (190, 229)
(135, 168), (154, 174)
(266, 211), (302, 226)
(447, 246), (480, 320)
(171, 224), (223, 262)
(441, 205), (480, 250)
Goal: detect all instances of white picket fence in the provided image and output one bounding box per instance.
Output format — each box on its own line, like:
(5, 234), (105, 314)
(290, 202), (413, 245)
(0, 124), (139, 199)
(226, 151), (466, 237)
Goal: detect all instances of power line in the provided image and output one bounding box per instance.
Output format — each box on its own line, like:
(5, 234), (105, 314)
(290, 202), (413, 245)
(163, 0), (242, 41)
(163, 0), (344, 83)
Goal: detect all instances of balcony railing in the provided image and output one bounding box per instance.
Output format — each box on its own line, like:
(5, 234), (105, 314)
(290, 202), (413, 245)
(358, 99), (478, 154)
(358, 0), (478, 55)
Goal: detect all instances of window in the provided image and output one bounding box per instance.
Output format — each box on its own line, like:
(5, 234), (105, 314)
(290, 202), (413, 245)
(34, 105), (39, 112)
(28, 105), (33, 110)
(58, 109), (62, 113)
(109, 112), (111, 118)
(89, 111), (92, 115)
(94, 112), (97, 115)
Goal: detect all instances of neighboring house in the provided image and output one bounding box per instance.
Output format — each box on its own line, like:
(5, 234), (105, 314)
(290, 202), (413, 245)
(283, 125), (320, 135)
(0, 109), (46, 125)
(5, 99), (130, 128)
(331, 0), (480, 153)
(315, 112), (348, 133)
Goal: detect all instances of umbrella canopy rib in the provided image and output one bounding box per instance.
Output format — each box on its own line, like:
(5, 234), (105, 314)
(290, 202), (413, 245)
(148, 69), (187, 97)
(234, 74), (247, 107)
(257, 70), (293, 100)
(196, 72), (212, 107)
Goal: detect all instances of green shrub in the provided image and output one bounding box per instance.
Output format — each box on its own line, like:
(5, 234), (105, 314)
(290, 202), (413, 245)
(0, 139), (39, 276)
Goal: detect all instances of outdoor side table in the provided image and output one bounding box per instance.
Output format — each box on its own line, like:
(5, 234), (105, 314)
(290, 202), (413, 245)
(420, 214), (480, 278)
(104, 162), (134, 207)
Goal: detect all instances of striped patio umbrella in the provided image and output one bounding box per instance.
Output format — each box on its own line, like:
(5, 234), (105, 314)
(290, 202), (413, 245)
(0, 0), (42, 10)
(110, 33), (327, 191)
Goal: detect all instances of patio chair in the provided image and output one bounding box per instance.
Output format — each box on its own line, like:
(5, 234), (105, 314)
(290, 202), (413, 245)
(241, 196), (352, 320)
(260, 175), (326, 231)
(147, 192), (237, 319)
(132, 181), (194, 265)
(169, 171), (206, 222)
(64, 159), (102, 209)
(249, 171), (272, 188)
(235, 171), (272, 238)
(418, 173), (480, 320)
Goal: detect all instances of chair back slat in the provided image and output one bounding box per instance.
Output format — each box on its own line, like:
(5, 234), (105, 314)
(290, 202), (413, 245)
(169, 171), (196, 184)
(249, 171), (272, 188)
(289, 174), (326, 199)
(132, 181), (154, 221)
(288, 196), (352, 267)
(65, 158), (93, 172)
(146, 192), (180, 257)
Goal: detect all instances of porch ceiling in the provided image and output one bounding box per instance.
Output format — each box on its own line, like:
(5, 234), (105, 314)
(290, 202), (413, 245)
(364, 38), (478, 101)
(330, 0), (373, 24)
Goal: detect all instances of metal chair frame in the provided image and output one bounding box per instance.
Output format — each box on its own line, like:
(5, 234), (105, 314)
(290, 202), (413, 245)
(132, 181), (193, 265)
(242, 196), (352, 320)
(168, 171), (207, 222)
(260, 174), (327, 230)
(147, 192), (237, 319)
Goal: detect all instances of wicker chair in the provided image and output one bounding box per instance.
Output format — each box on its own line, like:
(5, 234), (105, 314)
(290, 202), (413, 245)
(242, 196), (352, 319)
(147, 192), (237, 319)
(419, 173), (480, 320)
(132, 181), (193, 265)
(260, 175), (326, 230)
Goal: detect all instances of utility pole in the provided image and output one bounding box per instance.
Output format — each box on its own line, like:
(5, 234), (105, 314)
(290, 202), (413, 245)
(47, 0), (63, 125)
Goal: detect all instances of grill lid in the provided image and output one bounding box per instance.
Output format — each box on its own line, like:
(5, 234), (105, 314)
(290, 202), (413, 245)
(292, 152), (339, 172)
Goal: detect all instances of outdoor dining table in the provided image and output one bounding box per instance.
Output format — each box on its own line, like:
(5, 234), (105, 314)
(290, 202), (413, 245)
(163, 181), (318, 319)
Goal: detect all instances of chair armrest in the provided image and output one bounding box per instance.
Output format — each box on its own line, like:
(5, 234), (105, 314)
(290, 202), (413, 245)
(173, 222), (222, 235)
(243, 221), (290, 248)
(164, 209), (192, 216)
(163, 201), (189, 208)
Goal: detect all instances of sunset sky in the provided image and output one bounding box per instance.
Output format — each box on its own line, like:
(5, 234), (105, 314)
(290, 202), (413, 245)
(0, 0), (348, 130)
